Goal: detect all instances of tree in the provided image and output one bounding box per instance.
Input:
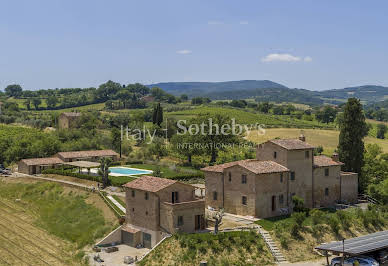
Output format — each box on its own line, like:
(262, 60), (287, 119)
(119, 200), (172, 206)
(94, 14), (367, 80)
(4, 84), (23, 98)
(46, 96), (58, 109)
(24, 99), (31, 110)
(32, 98), (42, 110)
(376, 124), (387, 139)
(316, 106), (338, 124)
(338, 98), (368, 192)
(171, 133), (202, 165)
(98, 157), (112, 188)
(152, 103), (163, 127)
(180, 94), (188, 101)
(258, 102), (271, 113)
(111, 127), (122, 158)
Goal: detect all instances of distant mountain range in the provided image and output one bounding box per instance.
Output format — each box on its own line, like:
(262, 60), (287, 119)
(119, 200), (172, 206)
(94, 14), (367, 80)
(148, 80), (388, 105)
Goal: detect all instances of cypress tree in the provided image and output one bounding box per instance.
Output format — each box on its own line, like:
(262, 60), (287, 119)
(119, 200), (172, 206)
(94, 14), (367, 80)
(338, 98), (368, 192)
(156, 103), (163, 126)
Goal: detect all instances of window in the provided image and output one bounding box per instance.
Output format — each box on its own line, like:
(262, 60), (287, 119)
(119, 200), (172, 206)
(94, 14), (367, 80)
(273, 151), (277, 159)
(290, 172), (295, 181)
(325, 168), (329, 176)
(325, 188), (329, 196)
(145, 192), (149, 200)
(177, 216), (184, 226)
(228, 172), (232, 182)
(213, 191), (218, 200)
(132, 190), (135, 197)
(280, 173), (283, 183)
(272, 195), (276, 211)
(242, 174), (247, 184)
(242, 196), (247, 205)
(172, 192), (179, 204)
(279, 194), (284, 204)
(132, 208), (135, 212)
(305, 151), (310, 158)
(146, 211), (148, 215)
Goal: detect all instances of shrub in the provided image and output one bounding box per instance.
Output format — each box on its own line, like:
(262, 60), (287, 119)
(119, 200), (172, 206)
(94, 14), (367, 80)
(310, 209), (325, 225)
(292, 211), (307, 225)
(328, 216), (340, 235)
(292, 195), (306, 212)
(336, 210), (352, 229)
(290, 222), (300, 238)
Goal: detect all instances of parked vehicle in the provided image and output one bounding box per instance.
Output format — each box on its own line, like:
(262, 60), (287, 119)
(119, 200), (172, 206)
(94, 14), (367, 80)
(331, 256), (379, 266)
(371, 249), (388, 265)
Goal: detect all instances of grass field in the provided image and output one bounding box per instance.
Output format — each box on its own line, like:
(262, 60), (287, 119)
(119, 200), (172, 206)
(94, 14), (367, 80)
(247, 128), (388, 155)
(0, 178), (118, 265)
(139, 231), (274, 266)
(167, 106), (334, 129)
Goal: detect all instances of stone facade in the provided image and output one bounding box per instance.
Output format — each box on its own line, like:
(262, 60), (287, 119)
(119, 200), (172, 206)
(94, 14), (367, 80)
(203, 138), (359, 218)
(123, 176), (205, 248)
(58, 112), (81, 129)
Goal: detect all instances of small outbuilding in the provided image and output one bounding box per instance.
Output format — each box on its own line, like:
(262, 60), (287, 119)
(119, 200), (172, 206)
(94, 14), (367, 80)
(18, 157), (64, 175)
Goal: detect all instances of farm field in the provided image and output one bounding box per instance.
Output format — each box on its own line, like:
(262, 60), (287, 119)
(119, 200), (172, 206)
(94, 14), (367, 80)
(167, 106), (334, 129)
(247, 128), (388, 155)
(0, 178), (119, 265)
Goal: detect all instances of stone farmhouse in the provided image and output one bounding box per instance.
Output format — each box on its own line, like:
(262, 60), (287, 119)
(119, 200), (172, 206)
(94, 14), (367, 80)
(202, 137), (358, 218)
(58, 112), (81, 129)
(121, 176), (205, 248)
(18, 149), (119, 175)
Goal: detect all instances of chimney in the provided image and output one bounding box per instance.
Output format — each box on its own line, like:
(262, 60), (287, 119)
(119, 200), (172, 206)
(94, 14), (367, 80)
(299, 134), (306, 142)
(331, 152), (339, 162)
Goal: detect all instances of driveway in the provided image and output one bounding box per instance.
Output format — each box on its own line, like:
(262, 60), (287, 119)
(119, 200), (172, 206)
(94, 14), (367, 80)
(89, 245), (149, 266)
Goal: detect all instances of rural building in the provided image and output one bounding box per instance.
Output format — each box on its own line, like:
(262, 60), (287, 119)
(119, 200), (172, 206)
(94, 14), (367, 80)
(18, 149), (119, 174)
(122, 176), (205, 248)
(58, 112), (81, 129)
(202, 137), (358, 218)
(56, 150), (119, 162)
(18, 157), (64, 175)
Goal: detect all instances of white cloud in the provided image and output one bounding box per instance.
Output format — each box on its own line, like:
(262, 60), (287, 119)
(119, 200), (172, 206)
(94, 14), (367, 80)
(208, 21), (223, 25)
(176, 50), (192, 55)
(240, 21), (249, 25)
(261, 53), (312, 63)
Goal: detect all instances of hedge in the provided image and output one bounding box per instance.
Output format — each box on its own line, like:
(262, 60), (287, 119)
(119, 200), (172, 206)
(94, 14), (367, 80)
(41, 168), (134, 187)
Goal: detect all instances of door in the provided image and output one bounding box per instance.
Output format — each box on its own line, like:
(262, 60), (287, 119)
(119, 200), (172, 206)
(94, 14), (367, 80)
(272, 196), (276, 211)
(142, 232), (152, 249)
(121, 231), (134, 246)
(195, 215), (205, 230)
(195, 215), (200, 230)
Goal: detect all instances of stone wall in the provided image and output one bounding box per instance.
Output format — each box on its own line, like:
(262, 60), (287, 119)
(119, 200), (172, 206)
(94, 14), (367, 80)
(313, 166), (341, 207)
(204, 171), (224, 209)
(340, 172), (358, 203)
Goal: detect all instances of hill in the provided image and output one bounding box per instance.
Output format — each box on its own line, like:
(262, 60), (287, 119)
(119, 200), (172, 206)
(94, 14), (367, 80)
(148, 80), (388, 105)
(318, 85), (388, 103)
(148, 80), (287, 95)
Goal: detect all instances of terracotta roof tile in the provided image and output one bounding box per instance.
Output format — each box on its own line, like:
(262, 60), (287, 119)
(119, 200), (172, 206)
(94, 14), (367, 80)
(57, 149), (119, 159)
(21, 157), (64, 166)
(269, 139), (315, 150)
(202, 159), (289, 174)
(123, 176), (177, 192)
(314, 155), (344, 167)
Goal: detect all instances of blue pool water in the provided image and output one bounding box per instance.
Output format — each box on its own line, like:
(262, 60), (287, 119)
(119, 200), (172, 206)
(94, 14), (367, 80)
(109, 167), (153, 176)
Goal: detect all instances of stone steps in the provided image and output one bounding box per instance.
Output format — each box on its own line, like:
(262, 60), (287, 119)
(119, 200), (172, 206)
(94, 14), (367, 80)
(257, 225), (289, 264)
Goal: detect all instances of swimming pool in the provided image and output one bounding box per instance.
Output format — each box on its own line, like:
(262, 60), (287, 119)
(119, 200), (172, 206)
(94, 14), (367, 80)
(109, 167), (153, 177)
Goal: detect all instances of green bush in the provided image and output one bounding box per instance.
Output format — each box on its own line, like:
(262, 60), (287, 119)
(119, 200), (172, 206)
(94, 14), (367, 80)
(292, 211), (307, 225)
(328, 216), (340, 235)
(310, 209), (325, 225)
(336, 210), (352, 229)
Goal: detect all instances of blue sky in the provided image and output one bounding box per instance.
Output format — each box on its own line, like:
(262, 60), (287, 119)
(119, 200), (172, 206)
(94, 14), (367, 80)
(1, 0), (388, 91)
